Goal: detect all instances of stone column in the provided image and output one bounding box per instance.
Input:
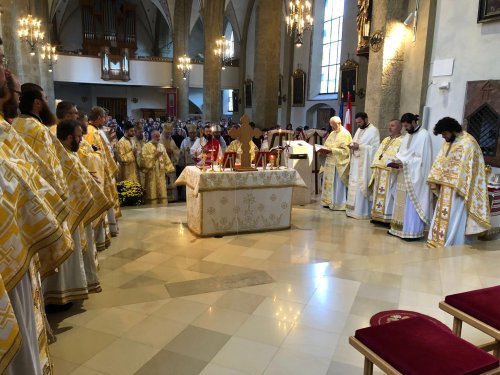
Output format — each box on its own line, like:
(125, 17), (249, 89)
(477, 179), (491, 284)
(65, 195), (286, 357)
(253, 0), (281, 129)
(201, 0), (224, 122)
(1, 0), (55, 108)
(173, 0), (192, 121)
(281, 31), (294, 127)
(364, 0), (408, 137)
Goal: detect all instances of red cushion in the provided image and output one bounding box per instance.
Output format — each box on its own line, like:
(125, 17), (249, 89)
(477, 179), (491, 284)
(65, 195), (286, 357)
(445, 285), (500, 330)
(355, 317), (499, 375)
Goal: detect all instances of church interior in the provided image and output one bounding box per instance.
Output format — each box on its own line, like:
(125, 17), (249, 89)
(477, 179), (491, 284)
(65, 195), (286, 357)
(2, 0), (500, 374)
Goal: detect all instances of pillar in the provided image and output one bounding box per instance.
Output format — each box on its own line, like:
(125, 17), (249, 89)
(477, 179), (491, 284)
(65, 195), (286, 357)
(364, 0), (408, 137)
(201, 0), (224, 122)
(253, 0), (282, 129)
(173, 0), (192, 121)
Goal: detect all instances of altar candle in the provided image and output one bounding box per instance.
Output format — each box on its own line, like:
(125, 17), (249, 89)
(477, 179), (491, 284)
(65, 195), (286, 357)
(269, 154), (275, 167)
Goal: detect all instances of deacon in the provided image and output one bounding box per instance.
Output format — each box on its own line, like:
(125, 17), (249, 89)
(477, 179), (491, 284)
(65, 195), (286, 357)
(427, 117), (490, 247)
(42, 119), (95, 306)
(160, 122), (180, 201)
(191, 124), (221, 163)
(388, 113), (433, 240)
(370, 119), (403, 224)
(346, 112), (380, 219)
(116, 122), (139, 183)
(142, 130), (175, 203)
(134, 121), (147, 186)
(319, 116), (352, 210)
(86, 106), (120, 238)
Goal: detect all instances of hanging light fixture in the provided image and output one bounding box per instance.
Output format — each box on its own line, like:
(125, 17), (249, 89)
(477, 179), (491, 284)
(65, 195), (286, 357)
(41, 43), (57, 72)
(214, 36), (231, 70)
(177, 54), (192, 80)
(285, 0), (314, 46)
(176, 2), (192, 80)
(18, 13), (44, 55)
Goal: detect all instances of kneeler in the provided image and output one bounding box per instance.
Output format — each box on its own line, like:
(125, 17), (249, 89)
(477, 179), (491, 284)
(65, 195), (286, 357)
(349, 316), (500, 375)
(440, 285), (500, 358)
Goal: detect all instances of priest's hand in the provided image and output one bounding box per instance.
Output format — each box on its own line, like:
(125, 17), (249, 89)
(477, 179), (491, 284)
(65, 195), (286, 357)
(349, 142), (360, 151)
(155, 151), (162, 158)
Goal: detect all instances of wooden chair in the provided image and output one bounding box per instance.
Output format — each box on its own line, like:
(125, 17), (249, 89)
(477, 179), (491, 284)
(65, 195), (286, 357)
(349, 316), (500, 374)
(440, 286), (500, 357)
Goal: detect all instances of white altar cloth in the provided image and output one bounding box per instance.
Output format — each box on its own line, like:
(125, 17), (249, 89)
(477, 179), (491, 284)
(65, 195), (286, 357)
(175, 166), (306, 236)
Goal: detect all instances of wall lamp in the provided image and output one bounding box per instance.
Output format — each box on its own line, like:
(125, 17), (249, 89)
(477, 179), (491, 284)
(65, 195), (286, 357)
(404, 0), (419, 42)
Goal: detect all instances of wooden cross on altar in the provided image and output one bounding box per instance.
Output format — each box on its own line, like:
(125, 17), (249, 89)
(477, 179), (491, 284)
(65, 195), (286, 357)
(228, 114), (262, 171)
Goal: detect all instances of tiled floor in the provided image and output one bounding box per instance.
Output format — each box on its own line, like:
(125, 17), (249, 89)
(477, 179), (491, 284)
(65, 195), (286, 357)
(47, 201), (500, 374)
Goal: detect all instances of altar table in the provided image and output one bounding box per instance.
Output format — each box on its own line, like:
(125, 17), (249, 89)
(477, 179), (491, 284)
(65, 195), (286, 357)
(175, 166), (306, 237)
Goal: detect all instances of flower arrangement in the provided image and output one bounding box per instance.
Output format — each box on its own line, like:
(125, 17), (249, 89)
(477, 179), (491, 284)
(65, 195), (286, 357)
(117, 180), (145, 206)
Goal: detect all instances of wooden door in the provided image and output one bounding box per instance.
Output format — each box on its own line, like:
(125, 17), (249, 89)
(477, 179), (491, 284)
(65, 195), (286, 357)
(166, 88), (177, 117)
(96, 97), (127, 119)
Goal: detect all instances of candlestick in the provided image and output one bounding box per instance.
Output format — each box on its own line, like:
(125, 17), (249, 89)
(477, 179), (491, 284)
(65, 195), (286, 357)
(218, 156), (223, 172)
(269, 155), (276, 169)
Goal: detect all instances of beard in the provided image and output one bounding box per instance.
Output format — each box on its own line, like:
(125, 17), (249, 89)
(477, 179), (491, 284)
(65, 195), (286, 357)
(205, 134), (213, 141)
(445, 135), (456, 143)
(2, 96), (19, 119)
(40, 102), (58, 126)
(71, 139), (80, 152)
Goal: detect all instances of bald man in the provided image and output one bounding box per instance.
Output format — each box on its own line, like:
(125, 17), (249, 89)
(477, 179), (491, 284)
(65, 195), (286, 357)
(370, 119), (403, 224)
(319, 116), (353, 210)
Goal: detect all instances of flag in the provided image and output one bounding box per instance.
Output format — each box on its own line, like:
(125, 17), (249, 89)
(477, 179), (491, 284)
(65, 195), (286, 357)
(344, 91), (353, 134)
(338, 93), (344, 122)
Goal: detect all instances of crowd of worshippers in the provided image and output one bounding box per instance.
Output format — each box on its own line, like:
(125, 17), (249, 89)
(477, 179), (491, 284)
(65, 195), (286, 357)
(319, 112), (492, 248)
(0, 38), (126, 373)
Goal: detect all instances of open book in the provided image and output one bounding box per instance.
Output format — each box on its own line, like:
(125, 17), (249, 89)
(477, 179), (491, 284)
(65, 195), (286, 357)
(314, 144), (329, 152)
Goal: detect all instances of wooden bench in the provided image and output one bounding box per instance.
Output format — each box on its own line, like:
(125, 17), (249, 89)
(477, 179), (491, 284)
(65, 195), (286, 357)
(350, 316), (500, 374)
(440, 286), (500, 357)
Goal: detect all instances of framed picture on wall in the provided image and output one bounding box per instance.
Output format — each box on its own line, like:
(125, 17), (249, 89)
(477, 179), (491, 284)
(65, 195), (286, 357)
(340, 58), (359, 103)
(245, 79), (253, 108)
(478, 0), (500, 23)
(291, 69), (306, 107)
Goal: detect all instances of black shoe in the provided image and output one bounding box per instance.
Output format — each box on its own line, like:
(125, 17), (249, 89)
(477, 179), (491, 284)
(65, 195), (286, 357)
(45, 302), (74, 313)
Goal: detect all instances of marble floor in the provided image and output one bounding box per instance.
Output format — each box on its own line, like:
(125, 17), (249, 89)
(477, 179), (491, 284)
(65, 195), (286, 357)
(47, 201), (500, 375)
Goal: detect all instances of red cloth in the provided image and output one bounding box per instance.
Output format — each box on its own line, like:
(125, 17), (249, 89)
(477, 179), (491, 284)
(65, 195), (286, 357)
(344, 91), (352, 134)
(355, 316), (499, 375)
(201, 138), (220, 163)
(445, 285), (500, 330)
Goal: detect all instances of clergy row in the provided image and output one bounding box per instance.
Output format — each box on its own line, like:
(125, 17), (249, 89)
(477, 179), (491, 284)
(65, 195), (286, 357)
(320, 112), (491, 248)
(0, 41), (122, 373)
(115, 121), (262, 202)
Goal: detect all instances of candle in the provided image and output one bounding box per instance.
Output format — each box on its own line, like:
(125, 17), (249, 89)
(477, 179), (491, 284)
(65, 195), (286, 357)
(269, 154), (275, 168)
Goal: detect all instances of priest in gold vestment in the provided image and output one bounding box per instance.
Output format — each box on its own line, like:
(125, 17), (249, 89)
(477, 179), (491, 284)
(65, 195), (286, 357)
(161, 122), (180, 201)
(142, 130), (175, 203)
(370, 119), (403, 223)
(134, 121), (147, 186)
(320, 116), (352, 210)
(226, 124), (259, 164)
(116, 122), (139, 183)
(427, 117), (490, 247)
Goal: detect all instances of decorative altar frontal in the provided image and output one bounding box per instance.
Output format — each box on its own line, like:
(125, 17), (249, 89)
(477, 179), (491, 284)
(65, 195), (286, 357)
(175, 166), (307, 237)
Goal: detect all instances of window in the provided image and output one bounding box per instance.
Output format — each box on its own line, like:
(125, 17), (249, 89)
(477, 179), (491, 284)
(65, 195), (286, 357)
(320, 0), (344, 94)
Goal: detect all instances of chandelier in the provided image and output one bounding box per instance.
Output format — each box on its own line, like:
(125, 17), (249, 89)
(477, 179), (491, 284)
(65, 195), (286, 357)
(214, 36), (231, 70)
(177, 54), (192, 80)
(41, 43), (58, 72)
(18, 14), (44, 55)
(285, 0), (314, 46)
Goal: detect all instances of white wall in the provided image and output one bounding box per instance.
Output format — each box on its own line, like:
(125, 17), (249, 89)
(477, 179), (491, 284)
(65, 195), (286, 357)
(425, 0), (500, 157)
(54, 82), (168, 119)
